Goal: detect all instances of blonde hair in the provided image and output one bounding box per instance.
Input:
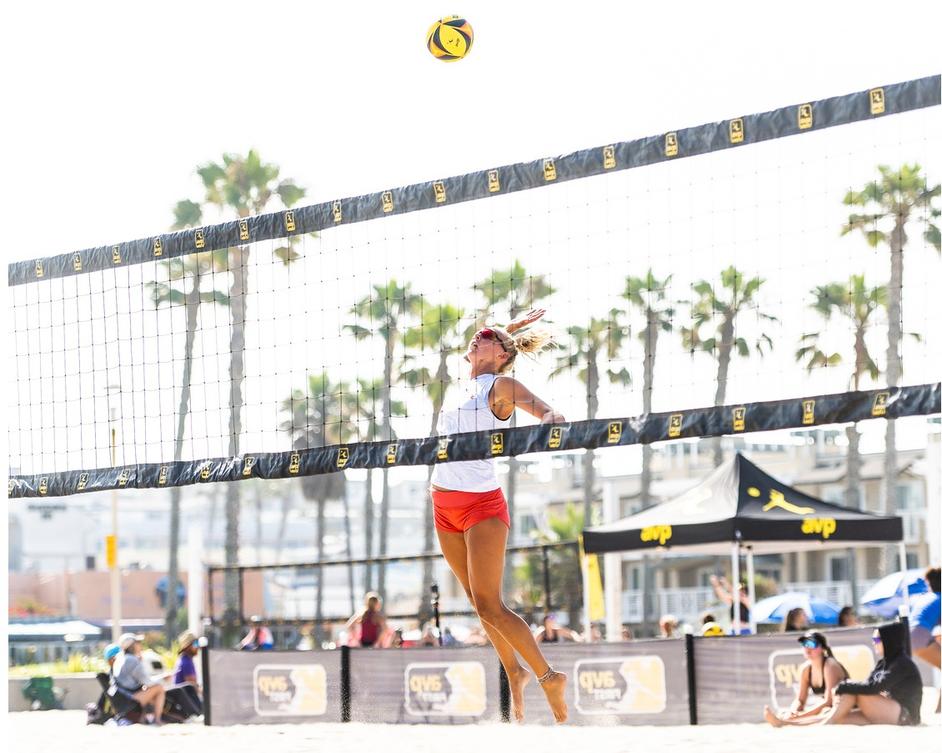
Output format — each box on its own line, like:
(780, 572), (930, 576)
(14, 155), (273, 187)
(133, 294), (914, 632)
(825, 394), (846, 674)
(493, 325), (555, 374)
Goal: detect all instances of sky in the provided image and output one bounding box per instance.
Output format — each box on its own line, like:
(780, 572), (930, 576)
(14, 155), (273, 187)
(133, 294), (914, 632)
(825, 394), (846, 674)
(2, 1), (941, 479)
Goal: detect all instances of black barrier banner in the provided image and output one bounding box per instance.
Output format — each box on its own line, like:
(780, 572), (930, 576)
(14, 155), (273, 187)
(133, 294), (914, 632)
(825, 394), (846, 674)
(9, 382), (939, 499)
(8, 76), (938, 286)
(522, 640), (690, 725)
(206, 649), (343, 725)
(348, 646), (501, 724)
(694, 627), (876, 724)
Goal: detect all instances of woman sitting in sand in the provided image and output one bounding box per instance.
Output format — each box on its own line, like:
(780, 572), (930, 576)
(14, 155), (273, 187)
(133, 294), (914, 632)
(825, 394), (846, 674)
(765, 631), (847, 725)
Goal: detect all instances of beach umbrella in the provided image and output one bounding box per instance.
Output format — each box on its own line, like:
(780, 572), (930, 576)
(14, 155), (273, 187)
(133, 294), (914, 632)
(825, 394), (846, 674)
(752, 592), (841, 625)
(861, 569), (928, 618)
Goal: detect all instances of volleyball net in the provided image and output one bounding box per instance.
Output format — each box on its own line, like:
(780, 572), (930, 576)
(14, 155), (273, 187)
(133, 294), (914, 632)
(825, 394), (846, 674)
(7, 75), (941, 501)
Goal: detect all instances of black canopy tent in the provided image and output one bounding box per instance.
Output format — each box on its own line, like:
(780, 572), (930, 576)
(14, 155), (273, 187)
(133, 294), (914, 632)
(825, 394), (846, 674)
(582, 453), (905, 633)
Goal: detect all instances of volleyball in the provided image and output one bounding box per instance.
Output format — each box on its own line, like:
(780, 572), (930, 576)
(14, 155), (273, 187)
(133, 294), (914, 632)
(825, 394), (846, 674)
(426, 16), (473, 61)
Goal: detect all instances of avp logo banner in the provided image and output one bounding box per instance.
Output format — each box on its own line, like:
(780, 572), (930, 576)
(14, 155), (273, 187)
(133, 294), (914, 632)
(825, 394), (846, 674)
(574, 656), (666, 715)
(767, 645), (874, 711)
(404, 661), (486, 717)
(253, 664), (327, 716)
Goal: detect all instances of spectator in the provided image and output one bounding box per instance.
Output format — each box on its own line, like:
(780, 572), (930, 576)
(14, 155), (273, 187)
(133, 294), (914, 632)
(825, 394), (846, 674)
(700, 612), (717, 627)
(441, 626), (460, 647)
(766, 623), (922, 726)
(909, 566), (941, 671)
(838, 606), (859, 627)
(534, 614), (583, 643)
(238, 616), (274, 651)
(782, 607), (809, 632)
(345, 592), (388, 648)
(168, 630), (203, 717)
(710, 574), (751, 633)
(658, 614), (679, 638)
(113, 633), (165, 725)
(764, 631), (848, 726)
(700, 621), (725, 637)
(104, 643), (120, 674)
(621, 625), (633, 641)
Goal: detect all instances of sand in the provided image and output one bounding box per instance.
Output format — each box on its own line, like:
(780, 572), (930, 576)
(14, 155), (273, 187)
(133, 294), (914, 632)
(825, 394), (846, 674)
(7, 709), (941, 753)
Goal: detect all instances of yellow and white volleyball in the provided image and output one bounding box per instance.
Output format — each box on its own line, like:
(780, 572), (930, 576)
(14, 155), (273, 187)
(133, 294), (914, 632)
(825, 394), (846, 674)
(426, 16), (474, 62)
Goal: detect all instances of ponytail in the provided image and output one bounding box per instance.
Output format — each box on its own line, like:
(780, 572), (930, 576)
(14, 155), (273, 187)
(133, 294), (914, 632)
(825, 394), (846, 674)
(494, 326), (555, 373)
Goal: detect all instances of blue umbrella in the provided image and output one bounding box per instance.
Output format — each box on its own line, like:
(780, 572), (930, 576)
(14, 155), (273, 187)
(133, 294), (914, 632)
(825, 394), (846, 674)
(861, 569), (928, 618)
(752, 592), (841, 625)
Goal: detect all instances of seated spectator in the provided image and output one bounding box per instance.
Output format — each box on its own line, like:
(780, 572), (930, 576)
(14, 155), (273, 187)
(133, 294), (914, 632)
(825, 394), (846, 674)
(782, 607), (809, 633)
(909, 566), (941, 671)
(104, 643), (120, 674)
(765, 623), (922, 726)
(420, 622), (440, 646)
(534, 613), (583, 643)
(659, 614), (679, 638)
(700, 612), (717, 627)
(113, 633), (165, 725)
(838, 606), (859, 627)
(345, 592), (388, 648)
(167, 630), (202, 718)
(764, 631), (848, 726)
(238, 616), (274, 651)
(441, 626), (460, 647)
(621, 625), (633, 641)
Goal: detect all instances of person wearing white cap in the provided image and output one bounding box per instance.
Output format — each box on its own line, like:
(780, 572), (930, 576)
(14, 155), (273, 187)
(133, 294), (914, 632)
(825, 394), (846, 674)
(113, 633), (165, 724)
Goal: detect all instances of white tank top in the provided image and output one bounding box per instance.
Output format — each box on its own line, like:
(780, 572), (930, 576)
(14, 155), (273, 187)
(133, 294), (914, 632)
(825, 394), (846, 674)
(430, 373), (512, 492)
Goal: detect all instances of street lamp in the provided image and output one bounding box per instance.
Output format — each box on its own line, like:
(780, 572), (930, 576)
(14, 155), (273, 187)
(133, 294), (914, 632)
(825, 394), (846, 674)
(105, 384), (122, 642)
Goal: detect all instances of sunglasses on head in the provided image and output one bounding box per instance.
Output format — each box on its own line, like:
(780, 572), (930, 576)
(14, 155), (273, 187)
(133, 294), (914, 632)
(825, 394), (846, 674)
(800, 638), (820, 649)
(872, 636), (882, 645)
(477, 328), (509, 352)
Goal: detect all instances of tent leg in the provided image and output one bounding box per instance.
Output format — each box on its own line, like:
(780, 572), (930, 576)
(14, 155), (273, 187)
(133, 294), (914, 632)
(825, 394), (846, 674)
(580, 539), (592, 642)
(731, 542), (741, 635)
(746, 547), (756, 635)
(602, 482), (622, 642)
(898, 540), (911, 616)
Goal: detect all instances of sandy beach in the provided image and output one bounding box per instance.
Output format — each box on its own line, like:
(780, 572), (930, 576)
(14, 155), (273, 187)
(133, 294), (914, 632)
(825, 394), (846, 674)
(7, 710), (941, 753)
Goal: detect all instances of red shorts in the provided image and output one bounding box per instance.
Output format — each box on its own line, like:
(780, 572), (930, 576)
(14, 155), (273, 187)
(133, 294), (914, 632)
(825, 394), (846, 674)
(432, 487), (510, 534)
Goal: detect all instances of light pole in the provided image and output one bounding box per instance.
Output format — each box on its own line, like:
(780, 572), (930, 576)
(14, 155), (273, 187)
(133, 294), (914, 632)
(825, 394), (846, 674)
(106, 385), (122, 642)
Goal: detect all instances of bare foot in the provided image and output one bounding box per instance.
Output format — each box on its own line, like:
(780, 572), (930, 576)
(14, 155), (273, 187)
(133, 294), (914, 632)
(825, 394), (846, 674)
(507, 667), (531, 722)
(540, 670), (568, 724)
(764, 705), (784, 727)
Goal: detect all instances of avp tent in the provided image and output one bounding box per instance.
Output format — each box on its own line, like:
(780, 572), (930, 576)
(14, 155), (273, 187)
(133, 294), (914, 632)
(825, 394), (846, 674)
(582, 453), (904, 633)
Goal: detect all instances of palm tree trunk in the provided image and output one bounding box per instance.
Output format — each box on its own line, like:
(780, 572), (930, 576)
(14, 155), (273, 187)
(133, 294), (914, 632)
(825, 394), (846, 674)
(343, 481), (356, 616)
(640, 314), (658, 635)
(275, 495), (291, 564)
(846, 422), (862, 609)
(883, 221), (905, 569)
(712, 318), (735, 467)
(315, 498), (326, 643)
(255, 485), (263, 562)
(378, 331), (395, 599)
(583, 350), (600, 526)
(224, 248), (248, 635)
(364, 468), (374, 592)
(166, 271), (202, 640)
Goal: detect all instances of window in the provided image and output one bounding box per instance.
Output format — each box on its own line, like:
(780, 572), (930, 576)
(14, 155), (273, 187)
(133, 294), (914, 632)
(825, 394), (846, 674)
(828, 555), (850, 582)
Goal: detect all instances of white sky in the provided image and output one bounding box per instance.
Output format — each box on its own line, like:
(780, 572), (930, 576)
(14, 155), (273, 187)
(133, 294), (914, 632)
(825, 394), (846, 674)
(2, 1), (941, 478)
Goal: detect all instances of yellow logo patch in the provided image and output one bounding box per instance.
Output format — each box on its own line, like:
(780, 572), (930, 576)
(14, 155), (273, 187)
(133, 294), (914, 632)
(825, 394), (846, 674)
(284, 210), (296, 232)
(640, 525), (672, 546)
(153, 238), (163, 257)
(118, 469), (130, 487)
(733, 406), (746, 432)
(548, 426), (563, 449)
(331, 200), (342, 224)
(436, 438), (450, 461)
(73, 253), (82, 272)
(385, 443), (398, 465)
(381, 191), (394, 213)
(871, 391), (888, 417)
(665, 132), (678, 157)
(729, 118), (744, 144)
(239, 219), (250, 241)
(602, 145), (616, 169)
(801, 518), (837, 539)
(242, 456), (256, 477)
(869, 88), (885, 115)
(543, 158), (557, 181)
(798, 103), (813, 130)
(490, 432), (504, 455)
(337, 447), (349, 469)
(35, 260), (44, 278)
(607, 421), (622, 444)
(194, 228), (205, 249)
(288, 452), (301, 474)
(112, 245), (122, 264)
(38, 477), (48, 495)
(668, 413), (683, 438)
(433, 181), (446, 204)
(487, 169), (500, 193)
(802, 399), (815, 425)
(77, 472), (89, 491)
(158, 466), (169, 485)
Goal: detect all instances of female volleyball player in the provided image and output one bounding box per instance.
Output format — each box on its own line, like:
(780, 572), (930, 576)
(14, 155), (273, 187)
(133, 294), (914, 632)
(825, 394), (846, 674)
(430, 308), (568, 723)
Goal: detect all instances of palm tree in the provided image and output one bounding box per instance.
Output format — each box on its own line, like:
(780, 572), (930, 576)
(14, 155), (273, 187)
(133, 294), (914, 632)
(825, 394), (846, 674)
(280, 373), (356, 640)
(550, 310), (632, 526)
(345, 280), (422, 598)
(796, 275), (887, 607)
(623, 270), (674, 636)
(401, 302), (465, 621)
(842, 165), (940, 562)
(474, 260), (555, 539)
(681, 266), (777, 467)
(146, 200), (230, 641)
(181, 150), (305, 631)
(350, 377), (405, 595)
